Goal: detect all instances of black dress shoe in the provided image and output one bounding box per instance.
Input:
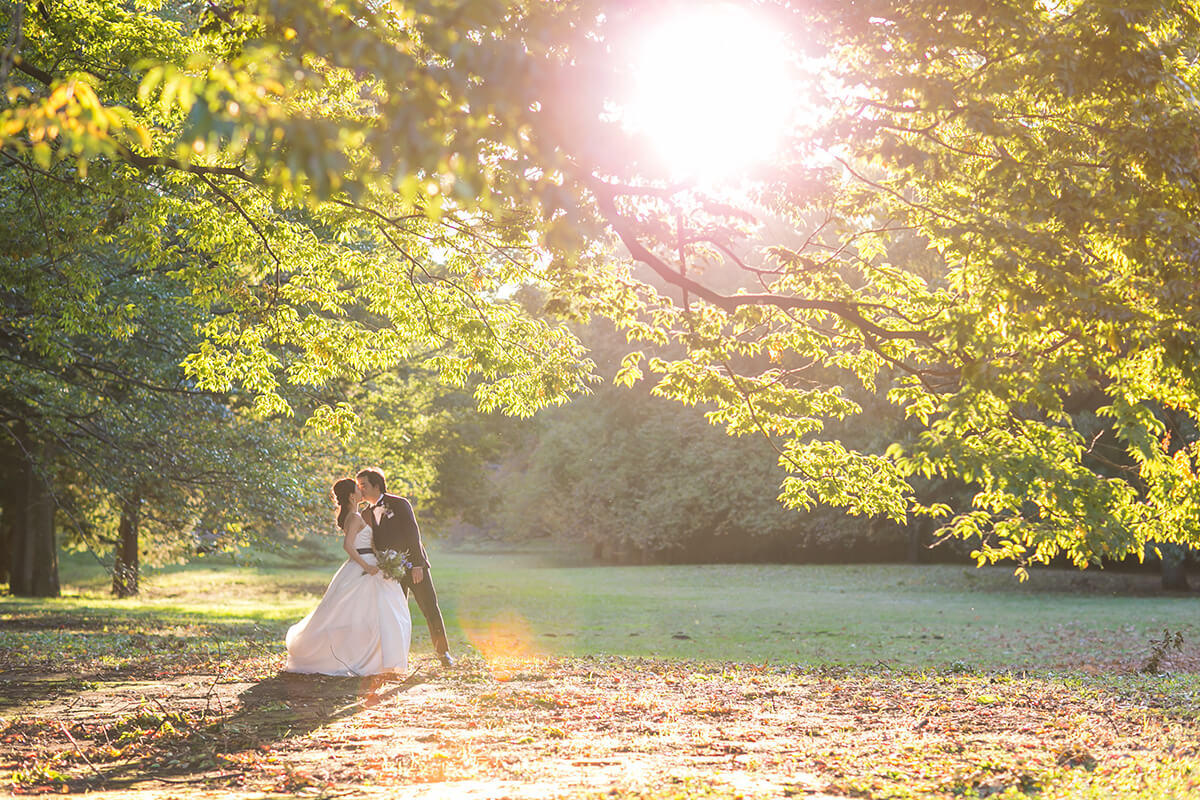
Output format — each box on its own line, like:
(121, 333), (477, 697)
(438, 652), (455, 668)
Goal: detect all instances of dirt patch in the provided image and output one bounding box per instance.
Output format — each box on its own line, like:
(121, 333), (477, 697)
(3, 654), (1199, 799)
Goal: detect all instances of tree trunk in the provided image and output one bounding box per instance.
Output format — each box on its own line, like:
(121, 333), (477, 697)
(906, 523), (923, 564)
(0, 439), (15, 587)
(1159, 543), (1190, 592)
(6, 430), (59, 597)
(112, 494), (141, 597)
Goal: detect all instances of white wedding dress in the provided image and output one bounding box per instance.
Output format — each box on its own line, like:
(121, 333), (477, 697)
(285, 513), (412, 676)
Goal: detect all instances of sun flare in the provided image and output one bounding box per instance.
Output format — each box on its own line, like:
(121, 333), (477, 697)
(618, 3), (799, 181)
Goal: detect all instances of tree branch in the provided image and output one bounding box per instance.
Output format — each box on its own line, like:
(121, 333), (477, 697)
(588, 178), (935, 344)
(1, 2), (26, 84)
(195, 173), (282, 269)
(119, 147), (257, 182)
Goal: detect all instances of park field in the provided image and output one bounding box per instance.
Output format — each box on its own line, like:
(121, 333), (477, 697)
(2, 547), (1199, 798)
(22, 545), (1200, 669)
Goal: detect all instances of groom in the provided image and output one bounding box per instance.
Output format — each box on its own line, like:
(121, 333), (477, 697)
(356, 468), (454, 667)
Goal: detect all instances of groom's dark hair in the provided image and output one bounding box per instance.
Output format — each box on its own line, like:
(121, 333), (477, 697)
(356, 468), (387, 494)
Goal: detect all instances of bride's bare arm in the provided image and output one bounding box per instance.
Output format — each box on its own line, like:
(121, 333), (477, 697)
(342, 526), (380, 574)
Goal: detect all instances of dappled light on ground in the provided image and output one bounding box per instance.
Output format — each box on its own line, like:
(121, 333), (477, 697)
(4, 562), (1199, 797)
(3, 657), (1199, 798)
(2, 607), (1199, 799)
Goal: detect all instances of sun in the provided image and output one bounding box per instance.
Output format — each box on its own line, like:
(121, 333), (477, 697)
(616, 2), (799, 182)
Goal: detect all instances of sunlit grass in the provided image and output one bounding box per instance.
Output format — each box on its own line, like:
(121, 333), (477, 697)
(50, 544), (342, 622)
(8, 546), (1198, 670)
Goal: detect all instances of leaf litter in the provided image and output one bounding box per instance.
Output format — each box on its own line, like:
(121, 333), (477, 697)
(1, 611), (1199, 799)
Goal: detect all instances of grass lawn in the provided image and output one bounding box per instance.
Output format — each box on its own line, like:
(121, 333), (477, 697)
(23, 545), (1200, 670)
(2, 545), (1199, 798)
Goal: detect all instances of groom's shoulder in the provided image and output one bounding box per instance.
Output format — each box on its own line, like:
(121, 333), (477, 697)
(383, 493), (412, 508)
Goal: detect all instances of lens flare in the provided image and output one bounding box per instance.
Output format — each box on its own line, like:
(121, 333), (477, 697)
(618, 2), (799, 181)
(460, 609), (544, 680)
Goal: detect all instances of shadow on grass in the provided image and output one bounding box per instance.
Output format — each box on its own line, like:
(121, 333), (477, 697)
(0, 613), (284, 707)
(41, 669), (424, 792)
(0, 607), (427, 791)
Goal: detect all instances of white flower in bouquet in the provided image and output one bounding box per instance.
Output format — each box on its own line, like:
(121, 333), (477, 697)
(374, 548), (413, 583)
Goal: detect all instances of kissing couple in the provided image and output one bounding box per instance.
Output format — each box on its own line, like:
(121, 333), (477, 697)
(285, 468), (454, 676)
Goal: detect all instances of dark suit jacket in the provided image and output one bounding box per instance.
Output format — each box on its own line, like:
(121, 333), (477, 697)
(367, 494), (430, 568)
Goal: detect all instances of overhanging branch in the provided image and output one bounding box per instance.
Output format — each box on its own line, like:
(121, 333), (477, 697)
(588, 178), (935, 345)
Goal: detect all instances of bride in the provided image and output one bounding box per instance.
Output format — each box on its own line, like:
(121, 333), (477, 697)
(285, 477), (412, 676)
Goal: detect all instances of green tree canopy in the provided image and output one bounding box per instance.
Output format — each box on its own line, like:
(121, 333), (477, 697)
(5, 0), (1200, 573)
(0, 136), (339, 594)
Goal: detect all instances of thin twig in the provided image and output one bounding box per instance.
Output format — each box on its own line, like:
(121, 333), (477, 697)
(57, 720), (106, 784)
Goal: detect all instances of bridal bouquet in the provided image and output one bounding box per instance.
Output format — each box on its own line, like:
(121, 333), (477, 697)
(374, 548), (413, 583)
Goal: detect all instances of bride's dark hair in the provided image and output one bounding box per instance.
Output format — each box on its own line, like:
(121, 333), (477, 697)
(331, 477), (357, 530)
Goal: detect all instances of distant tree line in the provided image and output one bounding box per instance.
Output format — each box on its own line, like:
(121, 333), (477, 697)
(424, 313), (1195, 590)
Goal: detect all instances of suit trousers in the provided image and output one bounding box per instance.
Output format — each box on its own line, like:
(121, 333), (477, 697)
(401, 568), (449, 656)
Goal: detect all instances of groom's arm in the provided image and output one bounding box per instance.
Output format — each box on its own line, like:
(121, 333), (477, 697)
(392, 498), (429, 570)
